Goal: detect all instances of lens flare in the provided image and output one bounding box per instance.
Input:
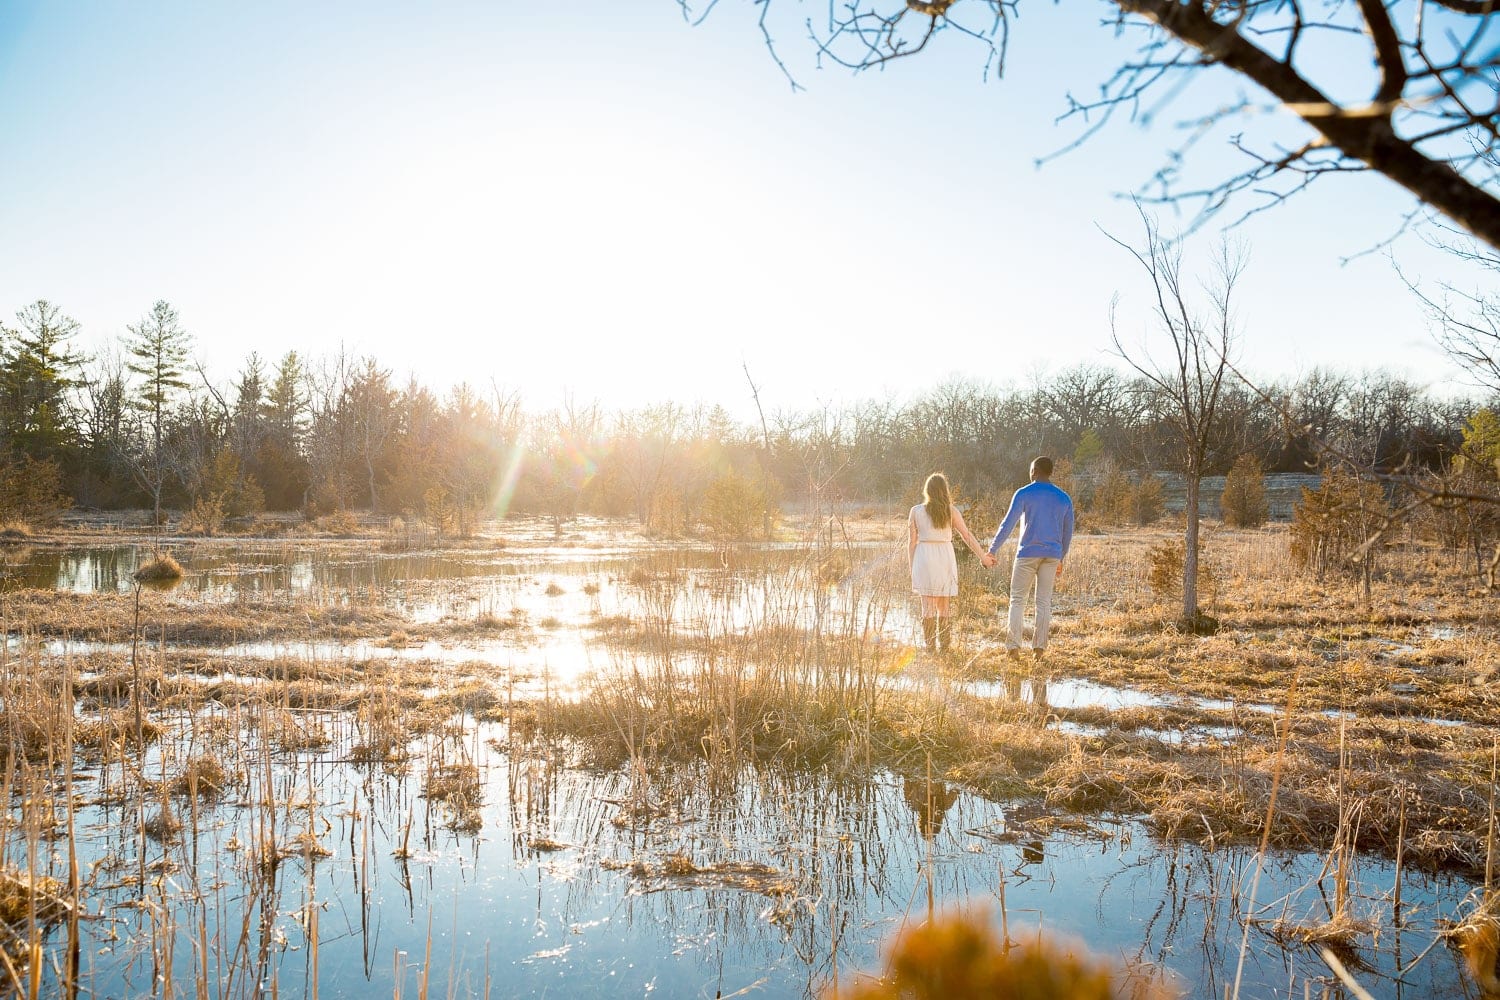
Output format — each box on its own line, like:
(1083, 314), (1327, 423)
(491, 443), (526, 519)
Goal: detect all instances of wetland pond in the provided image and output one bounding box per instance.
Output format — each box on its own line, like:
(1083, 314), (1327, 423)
(0, 525), (1489, 998)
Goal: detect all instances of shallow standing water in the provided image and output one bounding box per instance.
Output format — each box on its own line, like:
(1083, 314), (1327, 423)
(1, 530), (1488, 997)
(48, 720), (1485, 999)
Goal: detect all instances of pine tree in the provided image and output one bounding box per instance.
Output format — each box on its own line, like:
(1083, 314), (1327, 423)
(124, 300), (193, 524)
(2, 300), (86, 460)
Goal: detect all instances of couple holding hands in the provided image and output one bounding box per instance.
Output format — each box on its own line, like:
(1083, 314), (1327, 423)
(907, 457), (1075, 658)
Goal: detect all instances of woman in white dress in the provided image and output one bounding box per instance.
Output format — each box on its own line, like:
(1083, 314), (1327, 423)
(908, 473), (994, 652)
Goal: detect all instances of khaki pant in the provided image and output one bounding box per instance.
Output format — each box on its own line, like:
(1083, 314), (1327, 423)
(1008, 557), (1059, 651)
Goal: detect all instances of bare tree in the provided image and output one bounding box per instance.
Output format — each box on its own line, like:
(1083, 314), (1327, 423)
(1109, 213), (1242, 628)
(304, 348), (356, 512)
(705, 1), (1500, 251)
(347, 358), (396, 511)
(1401, 226), (1500, 393)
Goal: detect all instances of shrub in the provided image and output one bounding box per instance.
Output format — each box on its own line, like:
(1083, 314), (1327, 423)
(701, 470), (770, 543)
(1147, 538), (1217, 607)
(181, 449), (264, 535)
(1147, 539), (1183, 601)
(423, 486), (456, 537)
(1290, 472), (1390, 581)
(0, 456), (71, 527)
(317, 509), (360, 535)
(1091, 466), (1133, 526)
(1129, 475), (1164, 526)
(1221, 453), (1268, 528)
(179, 494), (226, 536)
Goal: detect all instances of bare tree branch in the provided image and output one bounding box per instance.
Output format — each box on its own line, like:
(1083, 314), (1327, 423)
(714, 1), (1500, 250)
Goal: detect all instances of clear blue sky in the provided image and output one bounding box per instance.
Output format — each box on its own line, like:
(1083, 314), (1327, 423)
(0, 1), (1485, 415)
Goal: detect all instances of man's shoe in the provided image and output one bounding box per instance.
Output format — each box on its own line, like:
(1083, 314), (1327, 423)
(1006, 647), (1021, 661)
(1032, 647), (1046, 662)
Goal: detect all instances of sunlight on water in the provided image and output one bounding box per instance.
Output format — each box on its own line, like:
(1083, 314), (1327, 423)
(2, 536), (1490, 998)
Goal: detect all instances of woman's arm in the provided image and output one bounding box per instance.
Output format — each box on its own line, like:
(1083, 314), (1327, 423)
(908, 510), (918, 564)
(952, 507), (992, 563)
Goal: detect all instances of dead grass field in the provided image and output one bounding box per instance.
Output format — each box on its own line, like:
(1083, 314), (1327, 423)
(0, 513), (1496, 995)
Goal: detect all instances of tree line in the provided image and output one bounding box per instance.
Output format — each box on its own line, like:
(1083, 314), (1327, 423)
(1, 297), (1495, 538)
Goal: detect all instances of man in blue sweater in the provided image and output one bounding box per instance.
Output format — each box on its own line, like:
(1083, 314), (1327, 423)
(987, 456), (1074, 660)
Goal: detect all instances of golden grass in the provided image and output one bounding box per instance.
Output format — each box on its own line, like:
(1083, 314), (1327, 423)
(168, 754), (228, 800)
(0, 513), (1495, 1000)
(525, 520), (1500, 874)
(826, 908), (1173, 1000)
(142, 805), (182, 842)
(4, 589), (412, 644)
(132, 552), (183, 585)
(1446, 895), (1500, 996)
(603, 852), (794, 897)
(0, 869), (65, 927)
(423, 762), (482, 833)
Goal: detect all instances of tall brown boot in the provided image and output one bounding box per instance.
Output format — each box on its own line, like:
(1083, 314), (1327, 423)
(935, 617), (950, 652)
(921, 617), (937, 651)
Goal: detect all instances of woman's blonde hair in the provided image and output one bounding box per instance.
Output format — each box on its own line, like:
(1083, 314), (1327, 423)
(923, 473), (952, 530)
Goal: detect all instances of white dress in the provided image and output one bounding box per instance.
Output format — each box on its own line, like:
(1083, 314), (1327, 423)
(910, 504), (958, 597)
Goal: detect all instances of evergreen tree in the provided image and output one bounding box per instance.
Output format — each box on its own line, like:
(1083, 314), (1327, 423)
(124, 300), (193, 524)
(259, 351), (311, 510)
(1, 300), (87, 461)
(265, 351), (308, 452)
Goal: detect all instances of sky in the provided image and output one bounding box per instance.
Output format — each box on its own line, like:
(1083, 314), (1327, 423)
(0, 1), (1490, 419)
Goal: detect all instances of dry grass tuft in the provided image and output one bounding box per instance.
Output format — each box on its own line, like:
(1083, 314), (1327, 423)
(143, 805), (182, 842)
(1266, 911), (1376, 950)
(0, 706), (67, 763)
(0, 869), (70, 975)
(1446, 898), (1500, 997)
(606, 853), (794, 896)
(170, 754), (228, 800)
(826, 908), (1172, 1000)
(0, 869), (67, 927)
(0, 521), (33, 542)
(133, 552), (184, 586)
(423, 762), (483, 833)
(75, 713), (163, 751)
(315, 510), (360, 535)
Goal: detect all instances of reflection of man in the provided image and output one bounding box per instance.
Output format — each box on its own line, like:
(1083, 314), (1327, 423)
(902, 777), (960, 840)
(987, 457), (1074, 660)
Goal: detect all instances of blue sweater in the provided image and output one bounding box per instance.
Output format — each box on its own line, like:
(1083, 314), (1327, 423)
(988, 481), (1074, 560)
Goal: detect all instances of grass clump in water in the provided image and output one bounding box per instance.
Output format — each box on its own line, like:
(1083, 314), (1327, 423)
(133, 553), (184, 587)
(423, 761), (482, 833)
(169, 754), (229, 800)
(828, 908), (1173, 1000)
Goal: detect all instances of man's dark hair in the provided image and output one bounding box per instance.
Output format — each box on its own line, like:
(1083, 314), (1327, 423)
(1031, 456), (1054, 480)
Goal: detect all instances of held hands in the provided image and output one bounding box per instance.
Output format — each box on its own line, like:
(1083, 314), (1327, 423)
(981, 553), (997, 569)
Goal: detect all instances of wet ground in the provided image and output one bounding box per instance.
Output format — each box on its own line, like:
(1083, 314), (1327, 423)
(0, 522), (1493, 998)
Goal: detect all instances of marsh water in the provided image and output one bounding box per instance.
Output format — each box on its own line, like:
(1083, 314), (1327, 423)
(1, 527), (1488, 998)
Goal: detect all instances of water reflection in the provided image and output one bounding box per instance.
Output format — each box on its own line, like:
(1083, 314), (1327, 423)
(4, 707), (1482, 1000)
(998, 670), (1049, 709)
(902, 777), (960, 839)
(3, 539), (1491, 997)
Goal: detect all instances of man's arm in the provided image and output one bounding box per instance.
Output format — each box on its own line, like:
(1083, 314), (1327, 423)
(1060, 501), (1074, 561)
(988, 494), (1022, 557)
